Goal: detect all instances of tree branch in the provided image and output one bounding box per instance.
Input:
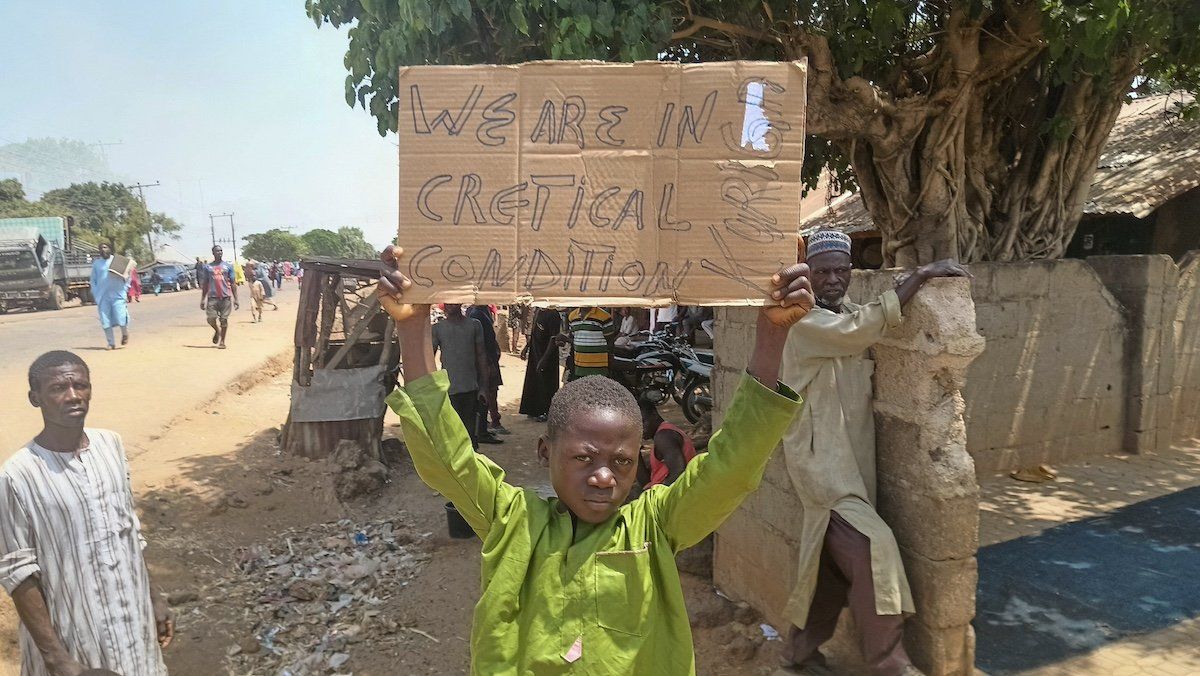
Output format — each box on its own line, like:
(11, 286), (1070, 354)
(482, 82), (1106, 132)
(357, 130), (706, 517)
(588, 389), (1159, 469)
(670, 15), (779, 45)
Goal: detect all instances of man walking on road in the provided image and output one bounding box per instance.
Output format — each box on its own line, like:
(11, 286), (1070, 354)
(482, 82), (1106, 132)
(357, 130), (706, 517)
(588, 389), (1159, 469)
(88, 242), (130, 350)
(778, 231), (970, 676)
(200, 245), (238, 349)
(1, 351), (173, 676)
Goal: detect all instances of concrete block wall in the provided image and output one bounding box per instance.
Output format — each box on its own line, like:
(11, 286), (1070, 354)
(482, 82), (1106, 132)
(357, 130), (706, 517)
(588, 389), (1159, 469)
(1172, 255), (1200, 440)
(962, 261), (1127, 473)
(1086, 256), (1180, 454)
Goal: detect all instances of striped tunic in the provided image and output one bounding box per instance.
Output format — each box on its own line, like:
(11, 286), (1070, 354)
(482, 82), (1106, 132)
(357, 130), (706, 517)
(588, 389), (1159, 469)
(0, 429), (167, 676)
(568, 307), (615, 377)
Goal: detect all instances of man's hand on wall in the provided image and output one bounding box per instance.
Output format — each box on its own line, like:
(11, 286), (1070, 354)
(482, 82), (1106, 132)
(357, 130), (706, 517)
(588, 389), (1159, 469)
(918, 259), (972, 279)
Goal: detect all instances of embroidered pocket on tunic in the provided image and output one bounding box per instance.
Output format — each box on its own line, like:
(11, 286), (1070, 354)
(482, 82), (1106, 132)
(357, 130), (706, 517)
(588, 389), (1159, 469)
(595, 543), (652, 636)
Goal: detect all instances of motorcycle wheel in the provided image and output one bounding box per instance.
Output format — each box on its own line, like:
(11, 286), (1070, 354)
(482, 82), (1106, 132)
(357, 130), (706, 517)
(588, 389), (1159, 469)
(681, 378), (712, 425)
(671, 370), (687, 404)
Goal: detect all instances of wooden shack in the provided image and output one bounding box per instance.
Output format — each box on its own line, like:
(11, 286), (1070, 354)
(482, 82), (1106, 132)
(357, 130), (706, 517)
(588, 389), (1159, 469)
(280, 257), (399, 459)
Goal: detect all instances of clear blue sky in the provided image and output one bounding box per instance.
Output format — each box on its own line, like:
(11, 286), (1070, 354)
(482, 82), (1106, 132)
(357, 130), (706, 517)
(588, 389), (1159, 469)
(0, 0), (398, 259)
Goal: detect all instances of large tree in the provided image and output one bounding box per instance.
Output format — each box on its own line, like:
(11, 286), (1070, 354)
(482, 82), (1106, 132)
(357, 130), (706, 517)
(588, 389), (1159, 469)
(37, 181), (181, 261)
(243, 228), (307, 261)
(307, 0), (1199, 265)
(300, 227), (343, 257)
(299, 226), (377, 258)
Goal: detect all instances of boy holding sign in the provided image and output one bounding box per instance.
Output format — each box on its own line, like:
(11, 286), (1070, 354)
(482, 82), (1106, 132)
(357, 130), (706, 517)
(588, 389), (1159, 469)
(378, 244), (811, 673)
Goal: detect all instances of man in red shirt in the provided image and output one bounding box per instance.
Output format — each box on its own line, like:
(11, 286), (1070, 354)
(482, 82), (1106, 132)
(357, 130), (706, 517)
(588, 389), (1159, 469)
(199, 245), (239, 349)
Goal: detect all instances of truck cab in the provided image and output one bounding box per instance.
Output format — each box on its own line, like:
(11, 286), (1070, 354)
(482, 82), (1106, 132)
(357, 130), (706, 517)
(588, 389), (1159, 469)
(0, 218), (96, 312)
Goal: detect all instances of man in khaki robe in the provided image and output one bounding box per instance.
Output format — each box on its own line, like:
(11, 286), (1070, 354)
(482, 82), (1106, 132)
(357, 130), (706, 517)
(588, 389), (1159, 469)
(779, 230), (969, 676)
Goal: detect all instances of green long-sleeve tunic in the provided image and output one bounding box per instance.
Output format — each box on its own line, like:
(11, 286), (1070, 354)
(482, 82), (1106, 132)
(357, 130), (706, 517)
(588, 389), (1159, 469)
(386, 370), (801, 674)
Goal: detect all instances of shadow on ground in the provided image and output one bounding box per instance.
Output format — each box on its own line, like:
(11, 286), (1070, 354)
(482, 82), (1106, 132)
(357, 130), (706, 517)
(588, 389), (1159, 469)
(975, 485), (1200, 674)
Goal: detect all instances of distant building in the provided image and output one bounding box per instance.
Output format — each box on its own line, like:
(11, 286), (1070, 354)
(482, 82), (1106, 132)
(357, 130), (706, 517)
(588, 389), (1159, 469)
(802, 93), (1200, 266)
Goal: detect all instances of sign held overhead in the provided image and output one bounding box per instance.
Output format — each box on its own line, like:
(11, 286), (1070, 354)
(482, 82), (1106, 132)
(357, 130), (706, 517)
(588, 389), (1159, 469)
(397, 60), (807, 306)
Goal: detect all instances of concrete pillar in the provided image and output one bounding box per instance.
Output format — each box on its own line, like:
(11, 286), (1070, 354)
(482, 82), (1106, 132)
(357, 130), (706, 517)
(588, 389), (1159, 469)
(1086, 255), (1179, 454)
(870, 277), (984, 675)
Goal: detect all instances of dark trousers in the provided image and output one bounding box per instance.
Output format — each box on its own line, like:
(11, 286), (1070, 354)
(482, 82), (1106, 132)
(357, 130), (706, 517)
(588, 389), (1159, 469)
(784, 511), (911, 676)
(479, 383), (500, 429)
(448, 390), (480, 450)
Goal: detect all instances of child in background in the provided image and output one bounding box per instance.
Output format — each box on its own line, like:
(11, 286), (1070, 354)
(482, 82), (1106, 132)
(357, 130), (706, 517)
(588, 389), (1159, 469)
(250, 277), (265, 322)
(377, 244), (813, 674)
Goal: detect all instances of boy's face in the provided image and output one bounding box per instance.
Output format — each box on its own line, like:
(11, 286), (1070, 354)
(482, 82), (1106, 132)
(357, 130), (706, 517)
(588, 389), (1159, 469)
(539, 408), (642, 524)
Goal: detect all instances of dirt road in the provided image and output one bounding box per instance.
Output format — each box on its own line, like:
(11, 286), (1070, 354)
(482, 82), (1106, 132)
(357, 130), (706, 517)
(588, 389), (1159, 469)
(0, 284), (298, 457)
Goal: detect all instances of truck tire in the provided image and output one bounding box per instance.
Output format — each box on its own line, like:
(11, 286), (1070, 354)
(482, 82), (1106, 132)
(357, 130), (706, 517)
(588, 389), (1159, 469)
(48, 285), (66, 310)
(174, 281), (181, 292)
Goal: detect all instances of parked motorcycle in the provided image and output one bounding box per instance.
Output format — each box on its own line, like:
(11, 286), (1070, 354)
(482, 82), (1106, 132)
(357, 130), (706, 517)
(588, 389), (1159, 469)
(674, 342), (712, 425)
(608, 349), (676, 404)
(617, 330), (713, 425)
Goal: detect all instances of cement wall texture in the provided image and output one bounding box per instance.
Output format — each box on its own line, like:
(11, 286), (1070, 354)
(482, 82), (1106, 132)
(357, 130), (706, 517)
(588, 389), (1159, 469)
(1173, 255), (1200, 440)
(964, 261), (1127, 473)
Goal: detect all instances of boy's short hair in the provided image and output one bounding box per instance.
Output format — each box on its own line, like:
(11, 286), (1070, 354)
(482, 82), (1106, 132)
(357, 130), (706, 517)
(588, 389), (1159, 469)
(28, 350), (89, 390)
(547, 376), (640, 440)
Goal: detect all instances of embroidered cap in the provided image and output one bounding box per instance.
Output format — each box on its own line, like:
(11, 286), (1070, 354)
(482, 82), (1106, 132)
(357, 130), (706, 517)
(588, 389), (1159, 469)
(806, 230), (852, 258)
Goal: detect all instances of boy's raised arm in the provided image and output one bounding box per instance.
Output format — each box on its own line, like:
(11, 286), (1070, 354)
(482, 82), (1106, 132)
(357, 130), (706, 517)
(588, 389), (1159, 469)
(647, 262), (813, 551)
(378, 247), (518, 538)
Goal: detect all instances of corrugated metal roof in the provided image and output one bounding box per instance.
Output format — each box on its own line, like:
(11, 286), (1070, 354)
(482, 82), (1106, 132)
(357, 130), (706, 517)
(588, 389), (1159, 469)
(1086, 93), (1198, 218)
(802, 93), (1199, 232)
(798, 193), (875, 236)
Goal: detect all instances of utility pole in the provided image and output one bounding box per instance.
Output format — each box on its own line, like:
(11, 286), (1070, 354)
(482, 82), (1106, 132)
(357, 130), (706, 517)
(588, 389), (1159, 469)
(209, 213), (236, 262)
(131, 181), (160, 259)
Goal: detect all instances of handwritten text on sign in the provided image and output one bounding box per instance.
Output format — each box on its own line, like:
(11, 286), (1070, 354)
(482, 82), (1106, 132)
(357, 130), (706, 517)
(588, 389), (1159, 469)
(397, 60), (807, 306)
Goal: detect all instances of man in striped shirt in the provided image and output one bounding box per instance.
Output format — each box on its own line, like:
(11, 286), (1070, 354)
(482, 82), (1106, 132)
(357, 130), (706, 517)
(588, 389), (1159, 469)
(567, 306), (617, 380)
(1, 351), (172, 676)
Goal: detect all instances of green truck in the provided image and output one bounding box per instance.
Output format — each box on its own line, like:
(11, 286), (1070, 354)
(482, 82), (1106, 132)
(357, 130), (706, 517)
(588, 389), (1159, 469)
(0, 216), (98, 312)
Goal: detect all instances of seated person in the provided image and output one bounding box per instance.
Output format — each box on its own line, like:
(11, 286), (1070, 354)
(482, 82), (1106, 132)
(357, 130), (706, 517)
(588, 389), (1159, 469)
(375, 245), (812, 673)
(640, 398), (699, 488)
(614, 307), (640, 348)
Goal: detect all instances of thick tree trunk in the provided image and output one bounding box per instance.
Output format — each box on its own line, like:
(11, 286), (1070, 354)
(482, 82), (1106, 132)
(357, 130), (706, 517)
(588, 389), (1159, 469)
(839, 64), (1136, 266)
(776, 5), (1144, 266)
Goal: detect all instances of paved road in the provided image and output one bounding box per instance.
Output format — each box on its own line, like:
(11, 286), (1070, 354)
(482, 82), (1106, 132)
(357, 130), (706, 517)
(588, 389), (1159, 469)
(0, 283), (300, 459)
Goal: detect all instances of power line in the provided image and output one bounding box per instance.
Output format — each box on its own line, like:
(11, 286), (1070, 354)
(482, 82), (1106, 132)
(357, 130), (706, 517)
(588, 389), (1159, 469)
(89, 140), (123, 163)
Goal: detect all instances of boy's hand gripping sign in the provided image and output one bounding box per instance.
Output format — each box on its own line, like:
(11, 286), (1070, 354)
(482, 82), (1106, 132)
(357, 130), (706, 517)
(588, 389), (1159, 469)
(397, 60), (807, 307)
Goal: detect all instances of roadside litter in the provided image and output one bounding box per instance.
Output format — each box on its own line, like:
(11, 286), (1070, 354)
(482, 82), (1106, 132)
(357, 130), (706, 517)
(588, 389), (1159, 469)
(210, 517), (430, 674)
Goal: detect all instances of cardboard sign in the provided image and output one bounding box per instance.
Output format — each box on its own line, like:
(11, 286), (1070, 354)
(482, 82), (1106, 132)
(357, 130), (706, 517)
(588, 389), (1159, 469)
(397, 60), (807, 306)
(108, 254), (135, 280)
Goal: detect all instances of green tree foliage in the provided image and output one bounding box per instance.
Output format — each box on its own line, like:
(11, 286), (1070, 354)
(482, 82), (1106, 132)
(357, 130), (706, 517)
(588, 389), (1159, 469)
(0, 179), (183, 260)
(299, 226), (378, 258)
(0, 178), (26, 203)
(307, 0), (1199, 263)
(41, 182), (165, 261)
(243, 228), (308, 261)
(336, 226), (378, 258)
(0, 178), (57, 218)
(300, 228), (343, 256)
